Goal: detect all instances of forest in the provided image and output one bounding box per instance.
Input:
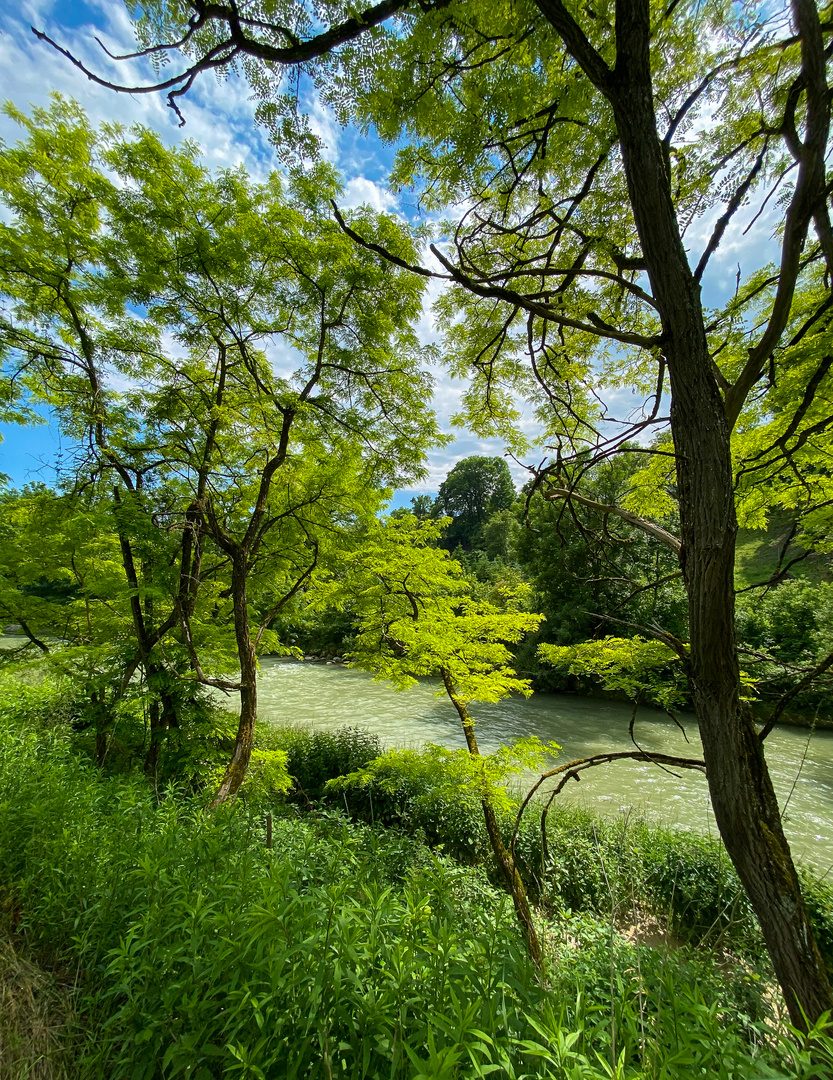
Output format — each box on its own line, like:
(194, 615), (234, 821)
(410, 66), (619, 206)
(1, 0), (833, 1075)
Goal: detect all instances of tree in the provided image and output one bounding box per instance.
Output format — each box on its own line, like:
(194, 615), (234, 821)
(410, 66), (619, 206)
(108, 130), (440, 801)
(409, 494), (435, 520)
(0, 481), (208, 768)
(0, 99), (216, 768)
(316, 514), (548, 964)
(0, 101), (441, 796)
(515, 453), (687, 688)
(434, 455), (516, 549)
(0, 485), (72, 656)
(33, 0), (833, 1025)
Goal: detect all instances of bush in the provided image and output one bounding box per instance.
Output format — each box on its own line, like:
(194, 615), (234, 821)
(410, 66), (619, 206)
(0, 674), (79, 733)
(0, 709), (830, 1078)
(329, 745), (492, 861)
(302, 736), (833, 968)
(0, 670), (239, 786)
(265, 725), (383, 801)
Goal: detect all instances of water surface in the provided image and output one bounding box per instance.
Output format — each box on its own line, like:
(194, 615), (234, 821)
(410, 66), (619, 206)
(255, 658), (833, 873)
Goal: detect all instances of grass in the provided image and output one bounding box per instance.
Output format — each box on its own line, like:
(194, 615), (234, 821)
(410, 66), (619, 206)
(1, 682), (833, 1078)
(0, 934), (74, 1080)
(735, 513), (831, 589)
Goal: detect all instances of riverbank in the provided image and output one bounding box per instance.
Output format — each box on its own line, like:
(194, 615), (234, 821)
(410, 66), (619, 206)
(1, 684), (833, 1078)
(247, 658), (833, 871)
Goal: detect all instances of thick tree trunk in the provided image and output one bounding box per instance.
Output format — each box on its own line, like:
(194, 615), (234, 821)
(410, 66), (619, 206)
(602, 0), (832, 1029)
(441, 670), (544, 968)
(211, 552), (258, 806)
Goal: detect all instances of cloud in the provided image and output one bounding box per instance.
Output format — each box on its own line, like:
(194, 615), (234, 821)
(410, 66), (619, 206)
(0, 1), (542, 494)
(341, 176), (397, 213)
(407, 436), (533, 494)
(1, 2), (275, 179)
(304, 92), (341, 163)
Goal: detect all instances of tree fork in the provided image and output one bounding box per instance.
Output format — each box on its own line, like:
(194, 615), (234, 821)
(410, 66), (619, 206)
(603, 0), (832, 1029)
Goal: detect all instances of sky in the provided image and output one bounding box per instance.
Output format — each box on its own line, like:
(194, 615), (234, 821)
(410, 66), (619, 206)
(0, 0), (512, 505)
(0, 0), (781, 504)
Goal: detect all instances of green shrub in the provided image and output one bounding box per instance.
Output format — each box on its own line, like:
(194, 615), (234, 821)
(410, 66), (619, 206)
(0, 673), (79, 733)
(801, 871), (833, 976)
(292, 735), (833, 969)
(0, 669), (240, 786)
(329, 744), (492, 861)
(266, 725), (382, 801)
(636, 825), (762, 952)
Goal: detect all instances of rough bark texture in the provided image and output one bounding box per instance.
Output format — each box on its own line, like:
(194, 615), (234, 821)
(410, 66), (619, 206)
(604, 0), (832, 1029)
(530, 0), (833, 1029)
(441, 669), (544, 969)
(211, 553), (257, 806)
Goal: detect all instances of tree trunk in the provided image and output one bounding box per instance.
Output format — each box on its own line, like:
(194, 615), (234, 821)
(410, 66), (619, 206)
(144, 699), (163, 778)
(211, 552), (257, 806)
(441, 670), (544, 968)
(18, 618), (50, 654)
(91, 689), (109, 767)
(143, 675), (179, 778)
(601, 0), (833, 1029)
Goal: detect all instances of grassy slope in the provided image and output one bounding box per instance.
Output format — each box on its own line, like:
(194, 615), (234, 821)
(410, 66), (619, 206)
(735, 512), (831, 589)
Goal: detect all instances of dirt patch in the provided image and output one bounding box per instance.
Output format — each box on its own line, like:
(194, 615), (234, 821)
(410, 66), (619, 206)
(617, 912), (684, 951)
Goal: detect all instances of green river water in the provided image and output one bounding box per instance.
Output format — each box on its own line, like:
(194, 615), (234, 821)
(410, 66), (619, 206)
(255, 657), (833, 873)
(3, 632), (829, 872)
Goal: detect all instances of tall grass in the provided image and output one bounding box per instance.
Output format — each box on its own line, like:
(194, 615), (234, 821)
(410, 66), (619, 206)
(1, 686), (832, 1078)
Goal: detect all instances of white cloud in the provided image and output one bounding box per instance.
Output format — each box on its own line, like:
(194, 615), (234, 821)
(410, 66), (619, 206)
(304, 92), (341, 163)
(1, 2), (275, 179)
(341, 176), (397, 214)
(0, 1), (540, 492)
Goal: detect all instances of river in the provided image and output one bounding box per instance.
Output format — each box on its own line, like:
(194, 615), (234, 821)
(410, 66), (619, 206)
(255, 657), (833, 874)
(4, 631), (829, 872)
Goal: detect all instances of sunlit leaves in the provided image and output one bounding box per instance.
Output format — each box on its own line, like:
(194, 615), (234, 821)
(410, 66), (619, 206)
(539, 635), (686, 711)
(317, 514), (543, 705)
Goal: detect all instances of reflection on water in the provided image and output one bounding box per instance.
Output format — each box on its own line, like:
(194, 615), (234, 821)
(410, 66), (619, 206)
(253, 658), (833, 873)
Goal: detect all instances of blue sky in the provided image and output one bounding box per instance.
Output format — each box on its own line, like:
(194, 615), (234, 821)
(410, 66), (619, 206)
(0, 0), (490, 503)
(0, 0), (780, 502)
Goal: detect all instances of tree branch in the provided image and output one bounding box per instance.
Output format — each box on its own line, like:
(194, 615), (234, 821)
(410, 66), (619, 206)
(534, 0), (614, 95)
(542, 483), (682, 554)
(759, 648), (833, 741)
(724, 0), (832, 428)
(33, 0), (423, 124)
(510, 749), (705, 854)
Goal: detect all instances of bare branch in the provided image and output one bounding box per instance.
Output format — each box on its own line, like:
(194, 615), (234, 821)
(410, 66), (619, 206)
(759, 648), (833, 741)
(510, 749), (705, 854)
(33, 0), (421, 124)
(542, 483), (682, 554)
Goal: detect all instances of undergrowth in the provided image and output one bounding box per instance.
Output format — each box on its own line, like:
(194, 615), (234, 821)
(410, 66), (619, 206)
(1, 678), (832, 1078)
